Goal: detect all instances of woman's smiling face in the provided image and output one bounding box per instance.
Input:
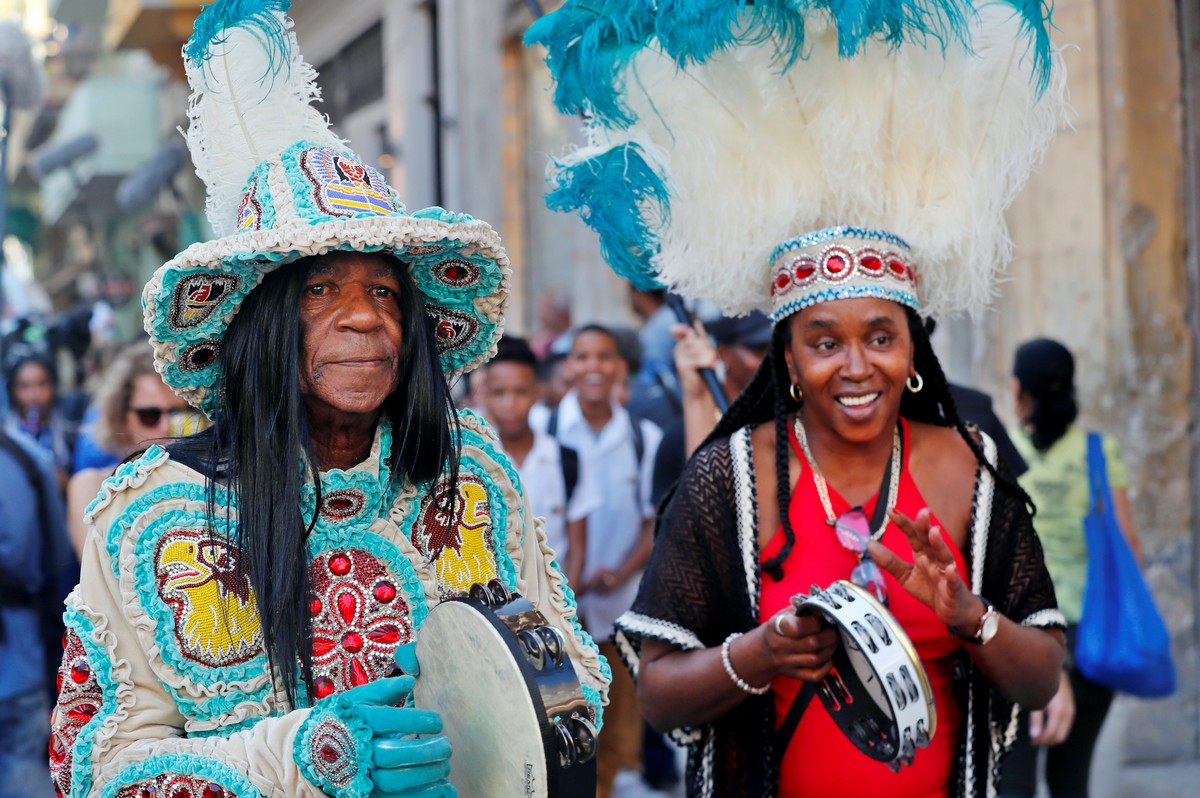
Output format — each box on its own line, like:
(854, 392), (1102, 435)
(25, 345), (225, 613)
(783, 297), (914, 445)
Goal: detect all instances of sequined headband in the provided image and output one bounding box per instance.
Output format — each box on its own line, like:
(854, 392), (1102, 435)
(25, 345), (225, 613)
(769, 226), (921, 323)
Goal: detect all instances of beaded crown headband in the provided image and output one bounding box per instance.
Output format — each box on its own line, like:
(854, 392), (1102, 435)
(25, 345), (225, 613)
(144, 0), (509, 416)
(527, 2), (1066, 322)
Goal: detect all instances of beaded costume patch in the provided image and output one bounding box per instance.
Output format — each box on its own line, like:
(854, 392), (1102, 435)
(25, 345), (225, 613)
(299, 147), (396, 218)
(49, 628), (104, 798)
(308, 549), (413, 699)
(155, 528), (261, 668)
(413, 472), (499, 597)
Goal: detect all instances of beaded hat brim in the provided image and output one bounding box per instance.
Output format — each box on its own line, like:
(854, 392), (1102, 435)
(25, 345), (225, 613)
(144, 142), (509, 417)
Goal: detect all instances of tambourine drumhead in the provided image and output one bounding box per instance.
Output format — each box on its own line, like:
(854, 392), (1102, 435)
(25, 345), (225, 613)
(415, 601), (549, 797)
(797, 580), (936, 770)
(412, 584), (596, 798)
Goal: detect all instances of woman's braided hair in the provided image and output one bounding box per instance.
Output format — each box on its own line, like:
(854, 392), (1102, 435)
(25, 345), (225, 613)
(690, 305), (1030, 582)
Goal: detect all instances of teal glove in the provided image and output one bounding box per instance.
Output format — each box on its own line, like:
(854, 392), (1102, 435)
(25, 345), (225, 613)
(297, 676), (455, 798)
(395, 642), (420, 676)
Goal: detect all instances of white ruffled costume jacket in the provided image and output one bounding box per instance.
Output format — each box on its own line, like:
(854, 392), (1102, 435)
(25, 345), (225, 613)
(49, 410), (609, 798)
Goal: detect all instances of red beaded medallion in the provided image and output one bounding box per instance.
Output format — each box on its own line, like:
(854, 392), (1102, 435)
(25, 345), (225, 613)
(50, 629), (104, 798)
(308, 550), (411, 698)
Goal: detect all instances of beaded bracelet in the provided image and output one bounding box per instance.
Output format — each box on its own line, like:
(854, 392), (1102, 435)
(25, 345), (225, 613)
(720, 632), (771, 695)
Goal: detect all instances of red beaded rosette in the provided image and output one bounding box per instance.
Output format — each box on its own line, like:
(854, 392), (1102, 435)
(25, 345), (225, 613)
(308, 549), (412, 699)
(49, 628), (103, 797)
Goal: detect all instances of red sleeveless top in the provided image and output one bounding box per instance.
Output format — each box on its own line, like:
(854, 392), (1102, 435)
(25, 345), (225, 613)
(760, 419), (968, 798)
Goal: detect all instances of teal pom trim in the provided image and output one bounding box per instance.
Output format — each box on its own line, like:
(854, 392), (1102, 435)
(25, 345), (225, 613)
(185, 0), (292, 69)
(770, 284), (921, 323)
(770, 226), (912, 263)
(296, 696), (375, 798)
(546, 143), (668, 291)
(524, 0), (657, 128)
(101, 755), (264, 798)
(62, 607), (120, 798)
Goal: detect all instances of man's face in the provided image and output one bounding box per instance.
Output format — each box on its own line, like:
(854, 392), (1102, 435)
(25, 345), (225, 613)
(298, 251), (405, 421)
(481, 361), (540, 438)
(567, 330), (622, 406)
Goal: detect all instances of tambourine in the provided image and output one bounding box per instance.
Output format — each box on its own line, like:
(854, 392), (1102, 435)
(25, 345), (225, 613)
(796, 580), (936, 771)
(413, 580), (597, 797)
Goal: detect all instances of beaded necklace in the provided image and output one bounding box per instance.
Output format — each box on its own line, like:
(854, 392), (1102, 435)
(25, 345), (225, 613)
(793, 417), (902, 540)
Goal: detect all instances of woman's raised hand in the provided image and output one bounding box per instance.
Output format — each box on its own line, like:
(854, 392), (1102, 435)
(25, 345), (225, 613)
(869, 508), (981, 630)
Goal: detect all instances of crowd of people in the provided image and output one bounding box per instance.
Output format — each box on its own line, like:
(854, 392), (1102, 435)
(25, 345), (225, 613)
(0, 3), (1159, 798)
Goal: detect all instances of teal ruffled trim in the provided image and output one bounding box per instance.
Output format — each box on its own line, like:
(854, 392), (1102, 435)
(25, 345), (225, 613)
(300, 425), (394, 542)
(61, 607), (120, 798)
(547, 557), (608, 729)
(770, 225), (912, 263)
(105, 478), (232, 578)
(410, 206), (476, 224)
(86, 446), (170, 534)
(101, 754), (264, 798)
(296, 697), (375, 798)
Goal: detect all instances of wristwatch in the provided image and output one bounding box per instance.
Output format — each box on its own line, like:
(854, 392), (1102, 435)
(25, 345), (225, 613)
(949, 598), (1000, 646)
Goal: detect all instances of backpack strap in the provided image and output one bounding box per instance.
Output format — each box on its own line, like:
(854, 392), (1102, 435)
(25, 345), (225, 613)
(547, 407), (559, 440)
(559, 445), (579, 505)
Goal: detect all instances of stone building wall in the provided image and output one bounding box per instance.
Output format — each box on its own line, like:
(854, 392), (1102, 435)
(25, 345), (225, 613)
(941, 0), (1198, 773)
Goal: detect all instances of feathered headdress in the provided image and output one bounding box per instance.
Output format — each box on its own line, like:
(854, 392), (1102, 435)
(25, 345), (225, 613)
(144, 0), (510, 415)
(526, 0), (1066, 320)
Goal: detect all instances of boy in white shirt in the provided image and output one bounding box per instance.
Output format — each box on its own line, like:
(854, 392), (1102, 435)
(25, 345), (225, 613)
(480, 336), (598, 588)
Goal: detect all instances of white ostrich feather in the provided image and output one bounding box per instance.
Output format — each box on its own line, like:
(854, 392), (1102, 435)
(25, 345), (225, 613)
(184, 9), (343, 236)
(564, 3), (1067, 318)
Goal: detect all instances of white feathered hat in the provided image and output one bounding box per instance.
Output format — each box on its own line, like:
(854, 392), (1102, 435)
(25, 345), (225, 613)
(145, 0), (509, 416)
(527, 1), (1066, 322)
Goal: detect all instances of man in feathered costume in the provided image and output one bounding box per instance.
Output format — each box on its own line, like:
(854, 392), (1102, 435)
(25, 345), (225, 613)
(48, 3), (608, 797)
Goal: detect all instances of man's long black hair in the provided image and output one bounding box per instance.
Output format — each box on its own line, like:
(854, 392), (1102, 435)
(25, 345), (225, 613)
(688, 305), (1030, 582)
(169, 254), (460, 708)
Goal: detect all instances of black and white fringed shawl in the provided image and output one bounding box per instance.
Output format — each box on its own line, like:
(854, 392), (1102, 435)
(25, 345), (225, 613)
(614, 426), (1065, 798)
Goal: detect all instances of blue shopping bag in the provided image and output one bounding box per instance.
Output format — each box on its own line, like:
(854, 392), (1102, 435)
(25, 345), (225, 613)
(1074, 433), (1175, 697)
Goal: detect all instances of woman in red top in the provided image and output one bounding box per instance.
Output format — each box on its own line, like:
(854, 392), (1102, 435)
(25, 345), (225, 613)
(615, 227), (1067, 797)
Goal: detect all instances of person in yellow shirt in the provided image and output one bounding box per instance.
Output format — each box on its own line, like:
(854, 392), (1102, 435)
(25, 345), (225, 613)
(1001, 337), (1143, 798)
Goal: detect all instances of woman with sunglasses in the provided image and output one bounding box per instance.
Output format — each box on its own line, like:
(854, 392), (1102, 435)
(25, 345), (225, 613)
(65, 343), (194, 555)
(614, 230), (1067, 798)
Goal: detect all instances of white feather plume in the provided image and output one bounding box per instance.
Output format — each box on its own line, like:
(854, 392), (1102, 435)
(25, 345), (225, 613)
(184, 9), (343, 236)
(566, 4), (1067, 319)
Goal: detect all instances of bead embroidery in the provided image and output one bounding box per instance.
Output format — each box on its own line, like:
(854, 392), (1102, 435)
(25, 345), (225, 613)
(413, 473), (499, 597)
(320, 488), (368, 522)
(308, 549), (412, 699)
(236, 180), (262, 232)
(155, 528), (261, 667)
(300, 147), (396, 218)
(306, 715), (360, 791)
(113, 774), (238, 798)
(426, 305), (480, 355)
(168, 275), (240, 331)
(431, 258), (481, 288)
(49, 629), (103, 798)
(177, 340), (222, 372)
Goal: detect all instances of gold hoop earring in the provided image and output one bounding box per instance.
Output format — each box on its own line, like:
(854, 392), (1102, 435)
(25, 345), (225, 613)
(906, 373), (924, 393)
(789, 383), (804, 403)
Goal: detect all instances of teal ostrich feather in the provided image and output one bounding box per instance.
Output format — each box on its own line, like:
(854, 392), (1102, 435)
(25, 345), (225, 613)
(818, 0), (973, 57)
(996, 0), (1055, 94)
(546, 144), (669, 290)
(524, 0), (657, 129)
(185, 0), (292, 69)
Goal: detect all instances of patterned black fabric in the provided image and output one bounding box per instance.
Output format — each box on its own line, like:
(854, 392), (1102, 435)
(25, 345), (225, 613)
(616, 427), (1062, 798)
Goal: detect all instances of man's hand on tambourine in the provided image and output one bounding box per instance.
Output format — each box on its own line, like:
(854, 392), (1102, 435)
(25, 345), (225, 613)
(870, 508), (980, 630)
(759, 609), (840, 683)
(327, 676), (457, 798)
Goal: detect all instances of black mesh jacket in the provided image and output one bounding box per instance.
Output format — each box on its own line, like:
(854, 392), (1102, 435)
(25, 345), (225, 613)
(614, 425), (1064, 798)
